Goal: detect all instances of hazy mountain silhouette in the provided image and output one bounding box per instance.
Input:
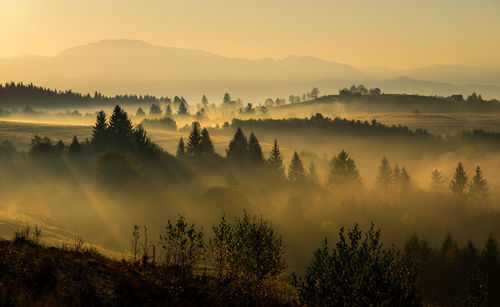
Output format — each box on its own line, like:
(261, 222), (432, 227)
(0, 39), (499, 101)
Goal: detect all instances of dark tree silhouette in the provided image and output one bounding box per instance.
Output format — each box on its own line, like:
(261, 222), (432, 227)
(108, 105), (134, 151)
(176, 137), (185, 157)
(267, 139), (284, 172)
(200, 128), (216, 156)
(136, 107), (145, 117)
(91, 110), (108, 152)
(450, 162), (468, 198)
(248, 132), (264, 163)
(288, 152), (306, 183)
(328, 150), (360, 185)
(431, 169), (445, 190)
(55, 140), (65, 153)
(149, 103), (162, 115)
(376, 156), (392, 191)
(469, 166), (488, 202)
(226, 128), (248, 161)
(165, 104), (172, 117)
(68, 136), (83, 155)
(187, 123), (202, 156)
(178, 102), (188, 115)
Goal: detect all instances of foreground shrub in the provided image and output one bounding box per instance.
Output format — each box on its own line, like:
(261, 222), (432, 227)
(295, 223), (421, 306)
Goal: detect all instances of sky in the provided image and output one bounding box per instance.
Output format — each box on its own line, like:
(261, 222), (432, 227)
(0, 0), (499, 69)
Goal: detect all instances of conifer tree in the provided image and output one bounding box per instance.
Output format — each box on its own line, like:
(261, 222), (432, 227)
(392, 164), (401, 183)
(376, 156), (392, 191)
(55, 140), (65, 153)
(268, 139), (284, 172)
(226, 127), (248, 161)
(136, 107), (145, 117)
(134, 124), (152, 153)
(450, 162), (468, 197)
(178, 101), (188, 115)
(328, 150), (360, 185)
(288, 152), (306, 183)
(108, 105), (134, 150)
(68, 136), (83, 155)
(187, 122), (202, 155)
(91, 110), (108, 152)
(165, 104), (172, 117)
(176, 137), (185, 157)
(200, 128), (215, 156)
(401, 166), (411, 191)
(308, 161), (320, 184)
(248, 132), (264, 163)
(431, 169), (445, 190)
(469, 166), (488, 202)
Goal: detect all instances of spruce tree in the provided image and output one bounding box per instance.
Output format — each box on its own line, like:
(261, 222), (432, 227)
(288, 152), (306, 183)
(450, 162), (468, 197)
(469, 166), (488, 202)
(328, 150), (360, 185)
(187, 122), (202, 155)
(226, 127), (248, 161)
(431, 169), (445, 190)
(248, 132), (264, 163)
(134, 124), (152, 153)
(91, 110), (108, 152)
(376, 156), (392, 191)
(268, 139), (284, 172)
(68, 136), (83, 155)
(401, 166), (411, 191)
(165, 104), (173, 117)
(176, 137), (185, 157)
(108, 105), (134, 150)
(200, 128), (215, 156)
(392, 164), (401, 183)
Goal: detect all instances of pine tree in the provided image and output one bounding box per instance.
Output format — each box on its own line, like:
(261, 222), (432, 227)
(248, 132), (264, 163)
(68, 136), (83, 155)
(431, 169), (445, 190)
(268, 139), (284, 172)
(328, 150), (360, 185)
(165, 104), (172, 117)
(450, 162), (468, 197)
(200, 128), (215, 156)
(136, 107), (145, 117)
(134, 124), (152, 153)
(108, 105), (134, 150)
(176, 137), (185, 157)
(201, 94), (208, 108)
(288, 152), (306, 183)
(392, 164), (401, 183)
(187, 122), (202, 155)
(401, 166), (411, 191)
(226, 127), (248, 161)
(91, 110), (108, 152)
(178, 101), (188, 115)
(376, 156), (392, 191)
(308, 161), (320, 184)
(469, 166), (488, 202)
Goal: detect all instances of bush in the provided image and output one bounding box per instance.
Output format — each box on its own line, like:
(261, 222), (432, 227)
(295, 223), (421, 306)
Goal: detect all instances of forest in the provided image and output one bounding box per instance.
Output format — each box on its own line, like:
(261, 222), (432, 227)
(1, 104), (500, 305)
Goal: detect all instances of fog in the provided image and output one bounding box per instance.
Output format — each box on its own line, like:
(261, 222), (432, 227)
(1, 102), (500, 275)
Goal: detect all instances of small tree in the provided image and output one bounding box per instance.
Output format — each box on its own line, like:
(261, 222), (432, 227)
(176, 137), (185, 157)
(295, 224), (421, 306)
(187, 122), (202, 156)
(68, 136), (83, 155)
(200, 128), (216, 156)
(308, 161), (320, 184)
(248, 132), (264, 163)
(450, 162), (468, 198)
(328, 150), (360, 185)
(160, 215), (205, 276)
(288, 152), (306, 183)
(431, 169), (445, 191)
(149, 103), (162, 115)
(268, 139), (284, 173)
(177, 101), (188, 115)
(226, 127), (248, 161)
(131, 224), (140, 264)
(136, 107), (146, 117)
(376, 156), (392, 191)
(469, 166), (488, 203)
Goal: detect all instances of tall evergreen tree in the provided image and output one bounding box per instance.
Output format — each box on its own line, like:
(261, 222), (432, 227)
(450, 162), (468, 197)
(165, 104), (173, 117)
(392, 164), (401, 183)
(68, 136), (83, 155)
(288, 152), (306, 183)
(248, 132), (264, 163)
(376, 156), (392, 191)
(91, 110), (108, 152)
(226, 127), (248, 161)
(176, 137), (185, 157)
(108, 105), (134, 150)
(328, 150), (360, 185)
(469, 166), (488, 202)
(187, 122), (202, 155)
(134, 124), (152, 153)
(200, 128), (215, 156)
(401, 166), (411, 191)
(268, 139), (284, 172)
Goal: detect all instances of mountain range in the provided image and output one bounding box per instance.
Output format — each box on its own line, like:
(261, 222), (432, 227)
(1, 39), (499, 102)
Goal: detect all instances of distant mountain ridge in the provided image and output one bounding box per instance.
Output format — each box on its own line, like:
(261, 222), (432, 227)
(0, 39), (499, 101)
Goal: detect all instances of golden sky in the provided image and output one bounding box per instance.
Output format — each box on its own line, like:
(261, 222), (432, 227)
(1, 0), (499, 69)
